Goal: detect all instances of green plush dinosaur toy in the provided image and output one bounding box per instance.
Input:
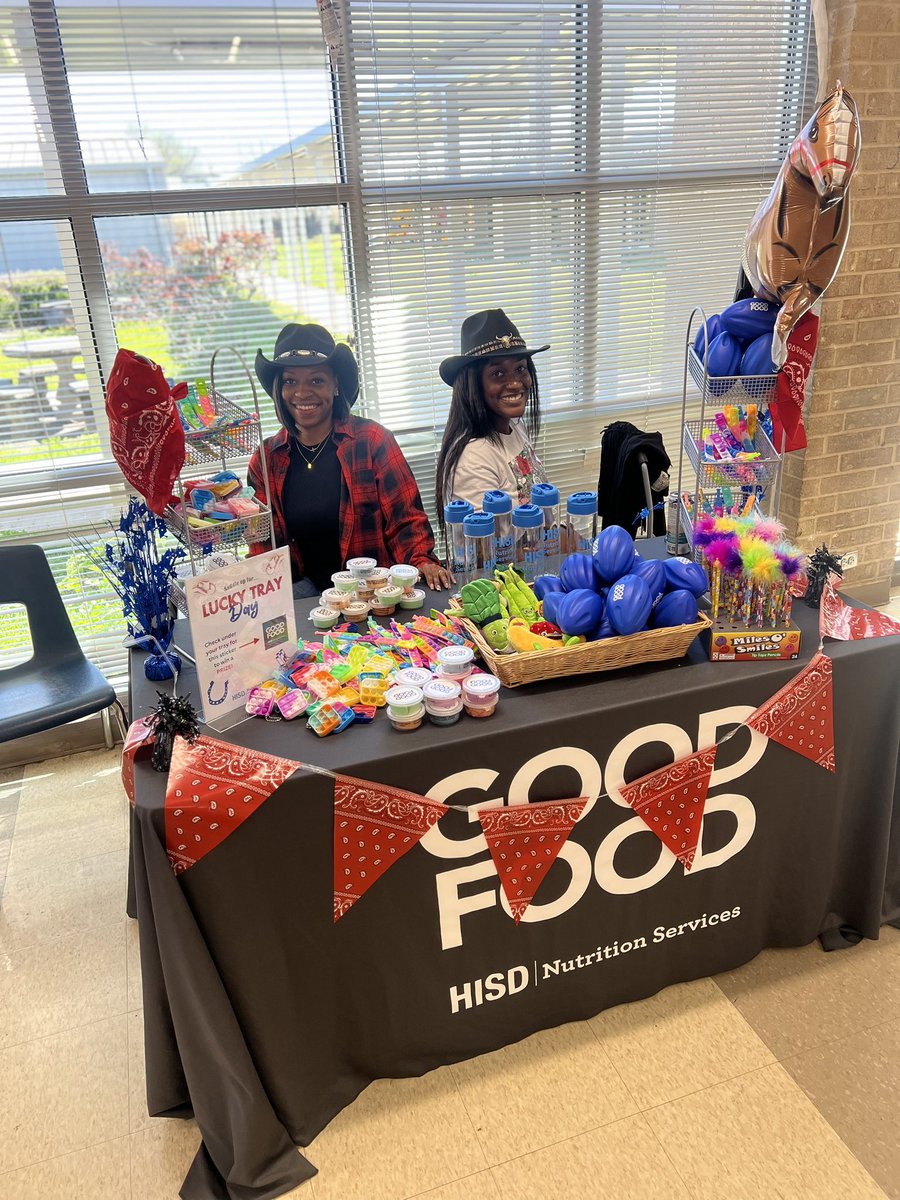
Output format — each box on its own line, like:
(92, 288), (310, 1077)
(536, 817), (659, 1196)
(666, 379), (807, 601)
(460, 579), (509, 651)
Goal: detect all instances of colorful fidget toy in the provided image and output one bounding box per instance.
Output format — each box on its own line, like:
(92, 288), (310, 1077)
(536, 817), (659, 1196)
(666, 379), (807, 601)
(358, 676), (390, 706)
(351, 705), (377, 723)
(306, 670), (342, 700)
(307, 701), (354, 737)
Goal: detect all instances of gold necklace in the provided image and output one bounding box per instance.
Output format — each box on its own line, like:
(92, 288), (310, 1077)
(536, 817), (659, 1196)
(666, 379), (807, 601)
(295, 431), (333, 471)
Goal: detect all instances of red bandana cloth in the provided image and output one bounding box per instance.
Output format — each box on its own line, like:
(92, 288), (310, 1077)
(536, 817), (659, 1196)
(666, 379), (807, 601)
(121, 717), (156, 807)
(820, 575), (900, 642)
(333, 775), (448, 921)
(770, 312), (819, 453)
(747, 651), (835, 772)
(478, 798), (589, 923)
(165, 735), (299, 874)
(620, 747), (718, 871)
(106, 349), (187, 515)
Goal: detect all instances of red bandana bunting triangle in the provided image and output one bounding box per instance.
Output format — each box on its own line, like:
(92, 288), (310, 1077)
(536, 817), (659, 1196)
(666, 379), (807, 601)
(477, 798), (589, 922)
(746, 651), (835, 772)
(620, 747), (717, 871)
(333, 775), (449, 921)
(165, 735), (299, 874)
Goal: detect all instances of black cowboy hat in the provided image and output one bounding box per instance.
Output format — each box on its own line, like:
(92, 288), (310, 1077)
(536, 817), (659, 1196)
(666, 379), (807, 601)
(439, 309), (550, 386)
(255, 324), (359, 403)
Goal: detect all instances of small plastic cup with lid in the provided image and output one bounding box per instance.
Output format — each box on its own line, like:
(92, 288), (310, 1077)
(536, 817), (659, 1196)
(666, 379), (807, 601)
(398, 587), (426, 610)
(310, 606), (339, 630)
(389, 704), (425, 732)
(384, 685), (424, 718)
(373, 584), (403, 611)
(422, 678), (463, 725)
(390, 563), (420, 592)
(462, 673), (501, 718)
(319, 587), (346, 611)
(393, 666), (433, 689)
(347, 556), (377, 580)
(368, 567), (391, 590)
(340, 599), (370, 623)
(369, 592), (398, 617)
(331, 570), (358, 593)
(436, 645), (475, 677)
(355, 578), (376, 601)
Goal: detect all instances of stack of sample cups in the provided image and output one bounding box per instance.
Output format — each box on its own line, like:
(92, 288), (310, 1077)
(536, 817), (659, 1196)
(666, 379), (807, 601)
(461, 673), (501, 719)
(436, 645), (474, 683)
(422, 678), (463, 726)
(384, 685), (425, 732)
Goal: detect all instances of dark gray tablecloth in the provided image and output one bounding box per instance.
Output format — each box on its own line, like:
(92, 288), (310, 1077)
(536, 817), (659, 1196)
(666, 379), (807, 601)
(128, 542), (900, 1199)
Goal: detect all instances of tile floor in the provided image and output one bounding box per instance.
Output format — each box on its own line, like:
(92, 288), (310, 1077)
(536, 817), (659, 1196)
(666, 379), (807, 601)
(0, 748), (898, 1200)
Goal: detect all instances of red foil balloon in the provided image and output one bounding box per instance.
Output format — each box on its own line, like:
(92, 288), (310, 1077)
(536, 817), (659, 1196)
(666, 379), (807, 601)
(742, 82), (861, 366)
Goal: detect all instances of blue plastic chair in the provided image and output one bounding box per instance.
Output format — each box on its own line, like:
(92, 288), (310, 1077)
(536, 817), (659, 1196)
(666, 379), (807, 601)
(0, 544), (121, 745)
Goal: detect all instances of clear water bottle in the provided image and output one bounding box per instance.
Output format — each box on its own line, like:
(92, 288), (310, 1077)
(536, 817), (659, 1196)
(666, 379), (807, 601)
(444, 499), (473, 580)
(530, 482), (561, 574)
(512, 503), (545, 583)
(565, 491), (598, 556)
(482, 490), (514, 567)
(462, 511), (496, 582)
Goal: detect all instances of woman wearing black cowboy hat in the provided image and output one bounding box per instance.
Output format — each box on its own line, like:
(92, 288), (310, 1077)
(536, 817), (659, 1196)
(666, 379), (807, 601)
(435, 310), (549, 523)
(248, 323), (451, 592)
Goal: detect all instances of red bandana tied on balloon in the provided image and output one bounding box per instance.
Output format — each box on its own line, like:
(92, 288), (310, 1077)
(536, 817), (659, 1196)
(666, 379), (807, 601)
(747, 651), (835, 772)
(333, 775), (448, 920)
(769, 312), (819, 453)
(478, 798), (589, 922)
(106, 349), (187, 515)
(620, 747), (718, 871)
(165, 735), (299, 874)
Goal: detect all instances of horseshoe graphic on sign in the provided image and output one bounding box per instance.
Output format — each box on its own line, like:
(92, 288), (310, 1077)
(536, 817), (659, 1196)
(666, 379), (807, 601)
(207, 679), (229, 706)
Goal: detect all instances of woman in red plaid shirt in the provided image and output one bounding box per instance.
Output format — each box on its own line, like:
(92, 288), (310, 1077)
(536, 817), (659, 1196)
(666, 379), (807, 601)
(248, 324), (452, 595)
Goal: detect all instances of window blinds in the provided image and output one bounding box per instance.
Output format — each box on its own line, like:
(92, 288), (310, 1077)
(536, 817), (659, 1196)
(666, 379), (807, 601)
(339, 0), (815, 519)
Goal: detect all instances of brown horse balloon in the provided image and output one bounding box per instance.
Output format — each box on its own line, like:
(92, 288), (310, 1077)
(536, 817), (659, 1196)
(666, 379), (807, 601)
(743, 82), (861, 366)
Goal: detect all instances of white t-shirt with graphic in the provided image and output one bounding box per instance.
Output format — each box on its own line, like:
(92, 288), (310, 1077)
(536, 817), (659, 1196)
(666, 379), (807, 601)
(447, 420), (548, 510)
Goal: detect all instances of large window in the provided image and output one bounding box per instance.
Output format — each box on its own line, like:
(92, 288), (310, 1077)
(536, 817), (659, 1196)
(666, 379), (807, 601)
(1, 0), (815, 684)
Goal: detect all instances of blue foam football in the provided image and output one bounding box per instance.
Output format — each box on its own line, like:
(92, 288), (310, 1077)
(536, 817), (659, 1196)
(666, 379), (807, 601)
(740, 331), (778, 377)
(663, 557), (709, 598)
(606, 573), (653, 636)
(632, 558), (667, 606)
(651, 589), (699, 628)
(593, 525), (637, 584)
(706, 331), (743, 378)
(693, 314), (721, 362)
(719, 297), (779, 341)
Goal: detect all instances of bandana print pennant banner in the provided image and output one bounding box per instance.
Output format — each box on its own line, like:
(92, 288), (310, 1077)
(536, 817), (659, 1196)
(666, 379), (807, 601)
(121, 717), (156, 808)
(820, 574), (900, 642)
(746, 651), (835, 772)
(165, 735), (299, 874)
(620, 747), (717, 871)
(333, 775), (448, 921)
(478, 798), (589, 923)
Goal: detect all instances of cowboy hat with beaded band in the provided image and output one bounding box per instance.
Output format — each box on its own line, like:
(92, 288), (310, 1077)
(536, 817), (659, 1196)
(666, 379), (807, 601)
(439, 309), (550, 386)
(255, 323), (360, 403)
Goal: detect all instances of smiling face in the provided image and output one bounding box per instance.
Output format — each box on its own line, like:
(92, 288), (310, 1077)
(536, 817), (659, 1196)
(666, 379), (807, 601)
(280, 363), (337, 439)
(480, 355), (532, 433)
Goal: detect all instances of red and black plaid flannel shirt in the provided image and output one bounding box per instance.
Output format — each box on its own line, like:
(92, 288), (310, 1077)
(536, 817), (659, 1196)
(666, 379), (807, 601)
(247, 415), (438, 579)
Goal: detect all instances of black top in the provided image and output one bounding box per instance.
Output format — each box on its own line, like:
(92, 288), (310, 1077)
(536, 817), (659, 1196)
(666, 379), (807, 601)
(282, 435), (344, 590)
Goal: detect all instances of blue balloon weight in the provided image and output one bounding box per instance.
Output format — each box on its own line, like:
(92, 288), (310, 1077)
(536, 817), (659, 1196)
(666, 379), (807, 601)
(740, 331), (778, 377)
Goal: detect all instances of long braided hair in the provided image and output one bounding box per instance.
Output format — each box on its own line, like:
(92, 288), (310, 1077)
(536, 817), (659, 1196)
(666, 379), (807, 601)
(434, 357), (541, 535)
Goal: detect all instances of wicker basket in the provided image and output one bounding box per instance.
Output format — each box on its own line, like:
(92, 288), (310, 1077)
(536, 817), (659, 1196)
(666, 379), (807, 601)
(454, 611), (712, 687)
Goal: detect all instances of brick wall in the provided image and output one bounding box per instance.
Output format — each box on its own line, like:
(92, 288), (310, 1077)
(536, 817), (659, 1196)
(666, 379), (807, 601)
(780, 0), (900, 604)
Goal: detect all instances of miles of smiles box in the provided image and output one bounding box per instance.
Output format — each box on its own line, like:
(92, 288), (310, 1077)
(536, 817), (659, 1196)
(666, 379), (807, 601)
(707, 617), (801, 662)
